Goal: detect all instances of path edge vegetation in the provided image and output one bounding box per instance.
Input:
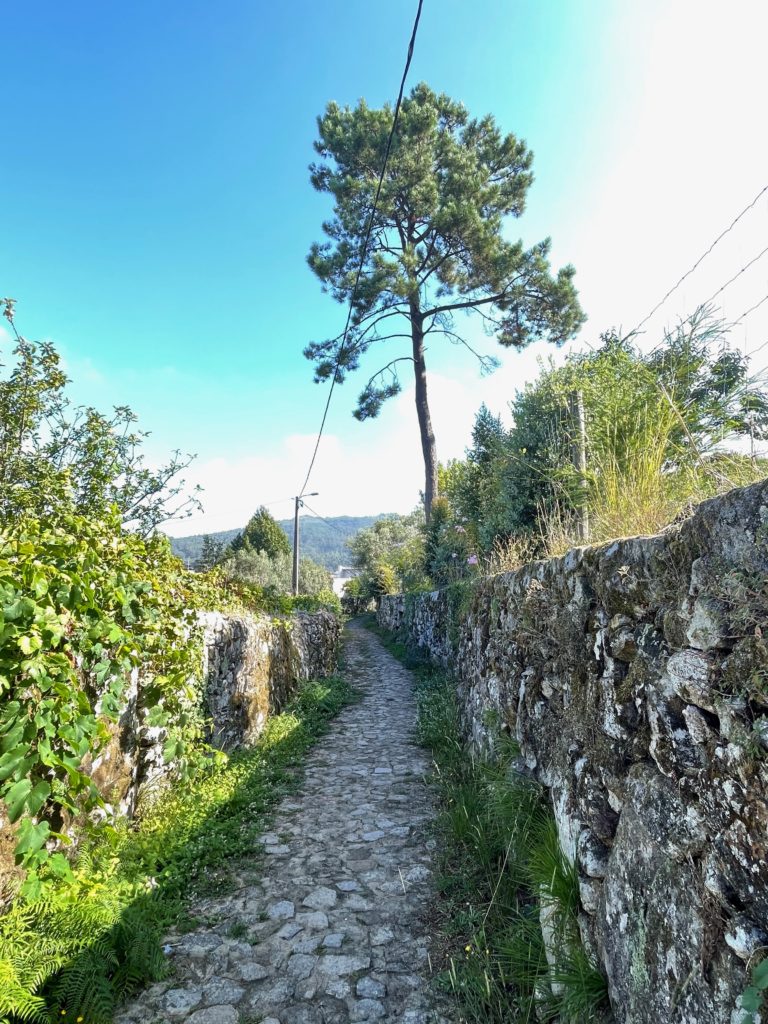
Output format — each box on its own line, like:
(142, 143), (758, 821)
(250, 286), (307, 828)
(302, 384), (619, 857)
(362, 615), (610, 1023)
(0, 671), (355, 1024)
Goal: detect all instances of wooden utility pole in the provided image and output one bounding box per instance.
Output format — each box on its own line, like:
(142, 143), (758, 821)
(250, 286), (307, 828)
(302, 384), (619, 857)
(292, 491), (318, 595)
(570, 390), (589, 544)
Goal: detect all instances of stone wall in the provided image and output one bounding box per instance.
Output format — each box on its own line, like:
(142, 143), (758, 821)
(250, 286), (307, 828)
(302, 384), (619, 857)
(201, 610), (340, 752)
(378, 480), (768, 1024)
(88, 609), (340, 816)
(0, 608), (339, 901)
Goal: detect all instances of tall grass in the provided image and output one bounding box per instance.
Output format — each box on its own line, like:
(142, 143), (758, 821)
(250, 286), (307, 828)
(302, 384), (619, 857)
(539, 385), (767, 557)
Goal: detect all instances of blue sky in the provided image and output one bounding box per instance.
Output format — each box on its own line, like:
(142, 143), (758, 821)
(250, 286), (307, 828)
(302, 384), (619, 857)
(2, 1), (767, 532)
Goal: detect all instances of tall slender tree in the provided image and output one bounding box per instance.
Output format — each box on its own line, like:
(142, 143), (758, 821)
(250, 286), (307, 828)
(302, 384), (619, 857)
(306, 83), (585, 518)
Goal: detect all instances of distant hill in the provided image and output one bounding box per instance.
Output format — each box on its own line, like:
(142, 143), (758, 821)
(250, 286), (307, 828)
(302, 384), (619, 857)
(169, 515), (389, 570)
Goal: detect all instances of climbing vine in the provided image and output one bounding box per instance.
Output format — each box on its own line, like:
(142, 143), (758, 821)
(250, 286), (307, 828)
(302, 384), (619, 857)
(0, 507), (213, 897)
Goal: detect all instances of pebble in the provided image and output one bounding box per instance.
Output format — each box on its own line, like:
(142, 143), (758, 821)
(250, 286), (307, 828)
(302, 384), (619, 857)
(186, 1007), (239, 1024)
(267, 899), (295, 920)
(356, 976), (386, 999)
(302, 885), (338, 910)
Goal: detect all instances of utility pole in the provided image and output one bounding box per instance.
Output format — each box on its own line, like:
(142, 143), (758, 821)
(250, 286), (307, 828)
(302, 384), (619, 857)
(292, 491), (318, 595)
(570, 390), (589, 544)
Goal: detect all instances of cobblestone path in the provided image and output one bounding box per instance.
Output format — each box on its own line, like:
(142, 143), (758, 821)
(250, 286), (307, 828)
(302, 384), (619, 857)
(116, 622), (454, 1024)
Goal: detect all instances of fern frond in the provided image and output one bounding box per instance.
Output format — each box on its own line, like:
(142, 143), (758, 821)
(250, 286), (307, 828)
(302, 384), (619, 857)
(0, 961), (48, 1023)
(49, 949), (115, 1024)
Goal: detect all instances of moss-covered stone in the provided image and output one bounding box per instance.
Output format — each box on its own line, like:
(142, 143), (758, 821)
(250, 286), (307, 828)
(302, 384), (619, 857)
(378, 477), (768, 1024)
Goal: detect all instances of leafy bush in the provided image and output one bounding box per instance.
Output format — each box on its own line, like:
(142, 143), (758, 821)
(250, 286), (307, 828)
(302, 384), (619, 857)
(221, 548), (332, 597)
(288, 589), (342, 616)
(347, 511), (429, 596)
(0, 299), (201, 536)
(439, 310), (768, 564)
(0, 508), (213, 894)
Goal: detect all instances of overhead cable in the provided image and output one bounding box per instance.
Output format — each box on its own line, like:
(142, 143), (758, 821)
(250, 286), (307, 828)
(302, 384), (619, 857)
(297, 0), (424, 498)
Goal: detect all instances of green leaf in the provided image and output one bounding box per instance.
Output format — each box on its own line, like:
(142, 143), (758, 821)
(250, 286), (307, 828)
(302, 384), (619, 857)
(18, 632), (43, 655)
(145, 706), (170, 728)
(19, 871), (43, 901)
(47, 851), (74, 881)
(163, 738), (184, 763)
(741, 987), (761, 1013)
(0, 720), (25, 754)
(15, 818), (50, 857)
(753, 959), (768, 990)
(0, 745), (31, 781)
(25, 780), (51, 817)
(3, 777), (32, 822)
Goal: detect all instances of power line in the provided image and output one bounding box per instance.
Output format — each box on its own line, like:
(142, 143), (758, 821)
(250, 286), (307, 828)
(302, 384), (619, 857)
(737, 290), (768, 327)
(631, 182), (768, 335)
(300, 500), (349, 537)
(640, 260), (768, 364)
(261, 496), (296, 509)
(700, 243), (768, 308)
(297, 0), (424, 498)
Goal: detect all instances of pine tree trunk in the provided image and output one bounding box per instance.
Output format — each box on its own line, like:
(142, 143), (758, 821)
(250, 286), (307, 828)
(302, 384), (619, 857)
(410, 300), (438, 521)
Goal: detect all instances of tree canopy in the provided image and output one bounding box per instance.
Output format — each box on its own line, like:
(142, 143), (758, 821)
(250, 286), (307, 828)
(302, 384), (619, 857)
(0, 299), (201, 535)
(229, 505), (292, 560)
(346, 510), (428, 596)
(306, 83), (584, 518)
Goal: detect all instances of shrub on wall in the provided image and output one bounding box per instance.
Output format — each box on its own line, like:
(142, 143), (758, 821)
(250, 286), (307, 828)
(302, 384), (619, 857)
(0, 507), (215, 897)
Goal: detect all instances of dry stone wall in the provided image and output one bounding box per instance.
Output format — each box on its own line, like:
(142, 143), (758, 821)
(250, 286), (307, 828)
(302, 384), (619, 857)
(0, 608), (339, 901)
(90, 609), (340, 816)
(201, 610), (339, 752)
(378, 480), (768, 1024)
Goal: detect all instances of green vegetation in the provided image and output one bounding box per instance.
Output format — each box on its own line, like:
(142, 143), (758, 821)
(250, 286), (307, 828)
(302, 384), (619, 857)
(0, 674), (354, 1023)
(229, 506), (292, 560)
(222, 547), (332, 597)
(740, 957), (768, 1024)
(340, 311), (768, 597)
(0, 299), (200, 537)
(0, 509), (216, 893)
(365, 620), (608, 1022)
(345, 511), (429, 600)
(306, 83), (584, 518)
(437, 309), (768, 574)
(0, 303), (347, 1021)
(192, 505), (336, 602)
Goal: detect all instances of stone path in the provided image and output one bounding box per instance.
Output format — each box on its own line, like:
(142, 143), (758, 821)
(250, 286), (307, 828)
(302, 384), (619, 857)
(116, 621), (454, 1024)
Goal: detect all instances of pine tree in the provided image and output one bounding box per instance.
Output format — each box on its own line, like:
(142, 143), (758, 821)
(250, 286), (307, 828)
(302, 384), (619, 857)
(195, 534), (225, 570)
(229, 506), (291, 559)
(306, 83), (584, 518)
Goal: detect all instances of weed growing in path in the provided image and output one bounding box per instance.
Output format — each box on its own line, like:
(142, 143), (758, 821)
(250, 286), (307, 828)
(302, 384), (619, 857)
(0, 675), (354, 1024)
(365, 619), (608, 1023)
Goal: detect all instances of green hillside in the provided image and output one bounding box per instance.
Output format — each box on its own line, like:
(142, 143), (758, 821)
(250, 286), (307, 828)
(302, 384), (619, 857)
(169, 514), (388, 570)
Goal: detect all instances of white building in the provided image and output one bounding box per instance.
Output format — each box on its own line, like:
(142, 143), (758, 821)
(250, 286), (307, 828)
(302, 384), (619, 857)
(331, 565), (358, 598)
